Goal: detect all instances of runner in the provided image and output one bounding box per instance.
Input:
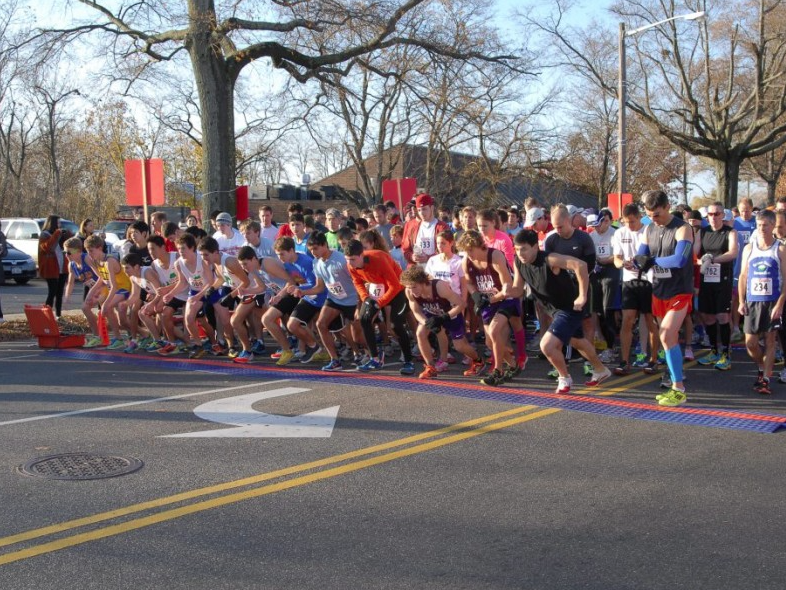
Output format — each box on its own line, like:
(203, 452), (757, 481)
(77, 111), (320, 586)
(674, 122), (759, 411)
(738, 209), (786, 395)
(512, 229), (611, 393)
(611, 203), (659, 375)
(586, 208), (620, 363)
(695, 201), (738, 371)
(635, 190), (695, 407)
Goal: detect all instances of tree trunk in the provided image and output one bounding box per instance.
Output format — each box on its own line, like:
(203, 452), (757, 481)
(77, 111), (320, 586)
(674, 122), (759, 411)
(188, 0), (237, 223)
(714, 155), (741, 208)
(767, 180), (776, 206)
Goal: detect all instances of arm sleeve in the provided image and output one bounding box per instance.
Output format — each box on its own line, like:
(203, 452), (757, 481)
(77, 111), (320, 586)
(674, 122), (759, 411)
(377, 254), (404, 308)
(654, 240), (693, 269)
(636, 243), (651, 256)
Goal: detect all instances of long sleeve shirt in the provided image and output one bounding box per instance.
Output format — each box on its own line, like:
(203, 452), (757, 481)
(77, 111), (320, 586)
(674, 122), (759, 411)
(348, 249), (404, 308)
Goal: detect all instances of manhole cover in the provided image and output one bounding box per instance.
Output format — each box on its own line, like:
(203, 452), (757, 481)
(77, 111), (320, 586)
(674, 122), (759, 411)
(18, 453), (144, 480)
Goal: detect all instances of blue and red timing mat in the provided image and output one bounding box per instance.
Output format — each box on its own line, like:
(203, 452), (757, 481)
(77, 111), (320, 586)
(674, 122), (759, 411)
(50, 349), (786, 434)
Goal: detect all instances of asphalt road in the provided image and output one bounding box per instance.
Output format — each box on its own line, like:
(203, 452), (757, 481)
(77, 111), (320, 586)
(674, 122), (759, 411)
(0, 278), (83, 318)
(0, 342), (785, 589)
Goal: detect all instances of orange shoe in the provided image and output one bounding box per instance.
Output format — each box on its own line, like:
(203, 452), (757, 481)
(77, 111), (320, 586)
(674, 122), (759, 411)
(418, 364), (439, 380)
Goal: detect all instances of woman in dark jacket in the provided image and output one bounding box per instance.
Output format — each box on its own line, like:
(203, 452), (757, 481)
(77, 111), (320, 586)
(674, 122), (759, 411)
(38, 215), (69, 318)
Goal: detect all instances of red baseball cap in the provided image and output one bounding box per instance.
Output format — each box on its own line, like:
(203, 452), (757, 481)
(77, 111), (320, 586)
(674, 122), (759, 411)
(415, 193), (434, 207)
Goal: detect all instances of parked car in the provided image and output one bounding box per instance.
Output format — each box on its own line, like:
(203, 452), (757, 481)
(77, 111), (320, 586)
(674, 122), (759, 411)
(35, 218), (79, 237)
(102, 220), (132, 246)
(0, 217), (41, 263)
(2, 243), (37, 284)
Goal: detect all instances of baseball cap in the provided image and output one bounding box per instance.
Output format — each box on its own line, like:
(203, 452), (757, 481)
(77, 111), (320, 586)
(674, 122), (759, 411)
(586, 214), (601, 227)
(566, 205), (584, 217)
(524, 207), (544, 228)
(415, 193), (434, 207)
(216, 212), (232, 225)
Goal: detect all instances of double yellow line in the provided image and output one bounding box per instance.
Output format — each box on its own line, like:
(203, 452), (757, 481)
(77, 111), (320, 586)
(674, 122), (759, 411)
(0, 360), (693, 566)
(0, 404), (558, 566)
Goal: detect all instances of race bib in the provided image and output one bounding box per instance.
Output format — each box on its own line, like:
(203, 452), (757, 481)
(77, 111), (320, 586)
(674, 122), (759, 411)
(327, 282), (348, 300)
(651, 265), (672, 279)
(190, 274), (205, 289)
(703, 263), (721, 284)
(368, 283), (386, 301)
(751, 277), (773, 297)
(419, 237), (433, 253)
(739, 231), (751, 245)
(596, 244), (610, 257)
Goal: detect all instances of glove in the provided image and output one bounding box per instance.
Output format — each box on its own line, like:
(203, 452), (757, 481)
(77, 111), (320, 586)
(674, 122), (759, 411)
(360, 298), (380, 323)
(425, 313), (449, 334)
(219, 294), (236, 309)
(699, 253), (713, 274)
(633, 255), (655, 274)
(471, 291), (491, 314)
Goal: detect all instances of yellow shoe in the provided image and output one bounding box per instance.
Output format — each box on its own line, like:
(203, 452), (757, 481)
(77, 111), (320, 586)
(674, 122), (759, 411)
(275, 350), (295, 366)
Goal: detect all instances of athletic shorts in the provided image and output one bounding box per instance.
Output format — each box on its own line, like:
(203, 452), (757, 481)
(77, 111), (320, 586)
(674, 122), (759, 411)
(324, 300), (357, 332)
(290, 299), (320, 326)
(423, 310), (466, 340)
(621, 280), (652, 313)
(548, 309), (584, 346)
(744, 300), (780, 335)
(652, 293), (693, 319)
(698, 283), (733, 315)
(481, 298), (521, 325)
(272, 294), (300, 316)
(165, 298), (186, 311)
(239, 293), (267, 308)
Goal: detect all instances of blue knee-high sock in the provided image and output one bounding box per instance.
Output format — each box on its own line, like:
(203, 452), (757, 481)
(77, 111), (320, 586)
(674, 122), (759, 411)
(665, 345), (683, 385)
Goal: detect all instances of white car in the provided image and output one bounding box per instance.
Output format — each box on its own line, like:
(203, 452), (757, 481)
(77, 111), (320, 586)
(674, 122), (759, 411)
(0, 218), (41, 264)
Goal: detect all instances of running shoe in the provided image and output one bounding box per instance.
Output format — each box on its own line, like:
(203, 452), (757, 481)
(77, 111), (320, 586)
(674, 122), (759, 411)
(481, 369), (505, 387)
(445, 353), (457, 364)
(657, 349), (666, 365)
(598, 349), (615, 364)
(434, 359), (449, 373)
(547, 368), (559, 380)
(754, 377), (772, 395)
(463, 359), (486, 377)
(123, 339), (139, 354)
(698, 351), (720, 365)
(144, 339), (165, 351)
(779, 367), (786, 384)
(233, 350), (253, 364)
(583, 362), (592, 376)
(683, 347), (695, 362)
(643, 360), (659, 375)
(210, 343), (226, 356)
(358, 357), (383, 372)
(502, 363), (518, 382)
(419, 364), (439, 380)
(293, 348), (306, 360)
(188, 344), (207, 359)
(271, 348), (284, 360)
(731, 328), (743, 343)
(311, 350), (332, 363)
(83, 335), (102, 348)
(660, 374), (672, 389)
(556, 376), (573, 394)
(586, 367), (612, 387)
(300, 345), (320, 363)
(754, 369), (765, 388)
(157, 342), (179, 356)
(614, 362), (631, 376)
(137, 336), (154, 349)
(275, 350), (296, 366)
(400, 362), (415, 375)
(714, 353), (731, 371)
(353, 353), (370, 366)
(632, 353), (649, 368)
(321, 359), (343, 372)
(250, 340), (267, 355)
(658, 388), (687, 407)
(227, 347), (240, 359)
(106, 338), (126, 350)
(775, 349), (784, 365)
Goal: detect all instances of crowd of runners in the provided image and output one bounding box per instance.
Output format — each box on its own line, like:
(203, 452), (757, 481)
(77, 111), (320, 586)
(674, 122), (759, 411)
(61, 190), (786, 408)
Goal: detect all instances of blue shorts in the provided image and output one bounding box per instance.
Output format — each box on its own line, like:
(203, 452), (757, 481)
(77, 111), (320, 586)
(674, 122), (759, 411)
(548, 309), (584, 346)
(481, 298), (521, 325)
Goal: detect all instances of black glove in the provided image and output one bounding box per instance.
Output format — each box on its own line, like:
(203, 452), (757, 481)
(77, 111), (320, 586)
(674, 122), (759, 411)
(425, 313), (450, 334)
(219, 294), (237, 310)
(360, 298), (380, 323)
(633, 255), (656, 274)
(471, 291), (490, 314)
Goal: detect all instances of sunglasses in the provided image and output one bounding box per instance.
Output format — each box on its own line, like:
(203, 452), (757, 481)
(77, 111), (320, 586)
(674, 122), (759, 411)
(707, 212), (723, 217)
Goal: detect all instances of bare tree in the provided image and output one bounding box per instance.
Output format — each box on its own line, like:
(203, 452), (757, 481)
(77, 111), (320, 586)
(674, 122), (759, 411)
(529, 0), (786, 207)
(27, 0), (518, 221)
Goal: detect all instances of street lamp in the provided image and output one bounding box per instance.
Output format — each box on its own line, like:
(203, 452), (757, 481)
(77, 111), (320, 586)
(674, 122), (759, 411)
(618, 11), (705, 199)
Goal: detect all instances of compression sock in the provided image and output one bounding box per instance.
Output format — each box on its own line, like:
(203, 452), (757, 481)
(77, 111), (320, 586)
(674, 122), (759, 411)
(665, 345), (684, 386)
(514, 329), (526, 361)
(719, 322), (731, 354)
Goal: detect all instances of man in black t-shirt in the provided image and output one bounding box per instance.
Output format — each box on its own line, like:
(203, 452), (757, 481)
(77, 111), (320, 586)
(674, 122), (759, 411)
(513, 229), (611, 395)
(128, 220), (153, 267)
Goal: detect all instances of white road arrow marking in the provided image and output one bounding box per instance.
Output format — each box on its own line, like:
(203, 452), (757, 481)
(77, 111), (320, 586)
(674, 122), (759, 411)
(163, 387), (339, 438)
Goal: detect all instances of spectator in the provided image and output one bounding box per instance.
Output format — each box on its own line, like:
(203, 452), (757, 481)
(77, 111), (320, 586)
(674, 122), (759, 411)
(39, 215), (68, 319)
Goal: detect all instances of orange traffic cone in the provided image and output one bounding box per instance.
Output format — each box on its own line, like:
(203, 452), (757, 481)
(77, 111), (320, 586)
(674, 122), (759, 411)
(97, 311), (110, 346)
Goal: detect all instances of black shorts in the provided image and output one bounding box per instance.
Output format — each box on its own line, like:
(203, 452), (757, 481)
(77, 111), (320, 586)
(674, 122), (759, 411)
(589, 271), (621, 313)
(743, 300), (779, 335)
(325, 299), (357, 321)
(290, 300), (320, 326)
(621, 280), (653, 313)
(548, 309), (584, 346)
(273, 294), (300, 316)
(698, 283), (732, 315)
(165, 298), (187, 311)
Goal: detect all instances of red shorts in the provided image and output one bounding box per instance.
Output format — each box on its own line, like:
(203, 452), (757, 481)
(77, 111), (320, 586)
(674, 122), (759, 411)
(652, 293), (693, 319)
